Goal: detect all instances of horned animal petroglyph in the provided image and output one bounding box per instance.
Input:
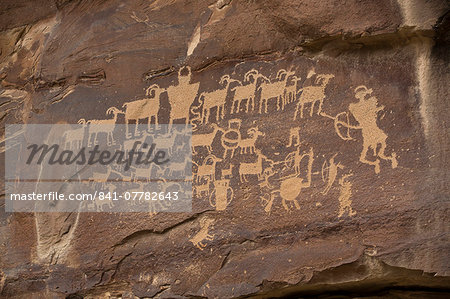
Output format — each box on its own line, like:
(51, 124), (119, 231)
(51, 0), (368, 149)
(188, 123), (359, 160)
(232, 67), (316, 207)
(192, 123), (223, 153)
(258, 69), (295, 113)
(239, 150), (272, 182)
(199, 75), (237, 123)
(122, 84), (164, 138)
(284, 75), (302, 105)
(294, 74), (334, 119)
(189, 218), (214, 250)
(85, 107), (122, 146)
(237, 127), (264, 154)
(193, 154), (222, 182)
(64, 119), (87, 149)
(231, 69), (268, 113)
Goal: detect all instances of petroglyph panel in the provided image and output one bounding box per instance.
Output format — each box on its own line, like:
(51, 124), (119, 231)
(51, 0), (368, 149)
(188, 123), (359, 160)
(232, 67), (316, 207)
(31, 54), (425, 221)
(5, 124), (192, 212)
(1, 0), (448, 297)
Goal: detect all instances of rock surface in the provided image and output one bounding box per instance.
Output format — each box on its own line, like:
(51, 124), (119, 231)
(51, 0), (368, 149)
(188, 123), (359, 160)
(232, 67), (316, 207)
(0, 0), (449, 298)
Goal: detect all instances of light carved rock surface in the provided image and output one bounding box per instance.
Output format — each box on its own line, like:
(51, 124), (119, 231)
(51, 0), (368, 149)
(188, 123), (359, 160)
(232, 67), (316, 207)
(0, 0), (449, 298)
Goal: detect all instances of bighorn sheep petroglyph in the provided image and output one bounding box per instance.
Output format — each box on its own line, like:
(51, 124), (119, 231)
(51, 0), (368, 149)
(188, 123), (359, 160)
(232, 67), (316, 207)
(84, 107), (122, 146)
(239, 150), (272, 182)
(294, 74), (334, 119)
(258, 69), (295, 113)
(237, 127), (264, 154)
(122, 84), (164, 138)
(199, 75), (237, 123)
(64, 119), (87, 149)
(193, 154), (223, 183)
(231, 69), (268, 113)
(190, 218), (214, 250)
(284, 75), (302, 105)
(192, 123), (223, 154)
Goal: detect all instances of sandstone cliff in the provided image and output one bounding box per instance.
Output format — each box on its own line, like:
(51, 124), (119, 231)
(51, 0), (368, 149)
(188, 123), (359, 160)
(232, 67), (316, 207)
(0, 0), (449, 298)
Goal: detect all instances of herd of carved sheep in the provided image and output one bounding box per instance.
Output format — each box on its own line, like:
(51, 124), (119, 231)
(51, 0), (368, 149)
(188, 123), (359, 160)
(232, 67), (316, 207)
(66, 65), (397, 217)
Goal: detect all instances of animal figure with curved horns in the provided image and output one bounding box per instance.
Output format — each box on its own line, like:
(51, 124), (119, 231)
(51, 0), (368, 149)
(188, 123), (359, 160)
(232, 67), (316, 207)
(84, 107), (122, 146)
(284, 75), (302, 105)
(294, 74), (334, 119)
(122, 84), (164, 138)
(199, 74), (238, 123)
(231, 69), (268, 113)
(237, 127), (265, 154)
(65, 119), (88, 149)
(258, 69), (295, 113)
(192, 123), (224, 154)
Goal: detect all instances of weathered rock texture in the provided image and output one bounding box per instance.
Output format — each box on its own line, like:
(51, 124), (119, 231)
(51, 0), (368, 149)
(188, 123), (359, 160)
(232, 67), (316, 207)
(0, 0), (449, 298)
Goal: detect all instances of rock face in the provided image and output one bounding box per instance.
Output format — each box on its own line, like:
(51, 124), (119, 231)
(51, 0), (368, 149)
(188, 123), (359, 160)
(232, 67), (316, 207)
(0, 0), (449, 298)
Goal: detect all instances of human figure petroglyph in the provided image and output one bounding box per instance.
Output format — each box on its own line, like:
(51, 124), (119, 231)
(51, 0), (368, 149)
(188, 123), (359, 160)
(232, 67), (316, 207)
(280, 147), (314, 211)
(122, 84), (164, 138)
(259, 166), (275, 190)
(190, 218), (214, 250)
(285, 145), (313, 176)
(320, 86), (397, 173)
(192, 123), (224, 154)
(321, 153), (344, 195)
(258, 69), (296, 113)
(286, 126), (301, 147)
(231, 69), (268, 114)
(209, 179), (233, 211)
(199, 75), (238, 123)
(349, 86), (398, 174)
(337, 174), (356, 217)
(294, 74), (334, 119)
(237, 127), (264, 154)
(166, 67), (200, 129)
(258, 166), (276, 213)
